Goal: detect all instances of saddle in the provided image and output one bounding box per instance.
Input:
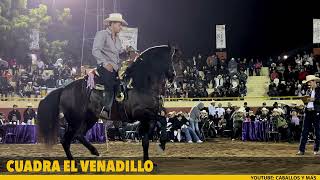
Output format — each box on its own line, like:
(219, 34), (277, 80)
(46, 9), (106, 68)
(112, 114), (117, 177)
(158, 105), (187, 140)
(85, 68), (131, 102)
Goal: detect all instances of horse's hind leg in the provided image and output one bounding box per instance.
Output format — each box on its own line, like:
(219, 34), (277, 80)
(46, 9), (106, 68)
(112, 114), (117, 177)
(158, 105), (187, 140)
(61, 128), (76, 160)
(76, 135), (100, 156)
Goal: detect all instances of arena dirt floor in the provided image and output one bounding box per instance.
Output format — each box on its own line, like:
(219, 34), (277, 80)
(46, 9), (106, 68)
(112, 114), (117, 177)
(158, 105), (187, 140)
(0, 139), (319, 174)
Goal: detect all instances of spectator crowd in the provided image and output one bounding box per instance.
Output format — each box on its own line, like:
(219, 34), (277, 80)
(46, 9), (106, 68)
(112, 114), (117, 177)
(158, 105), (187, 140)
(162, 101), (306, 143)
(0, 57), (79, 99)
(268, 52), (320, 97)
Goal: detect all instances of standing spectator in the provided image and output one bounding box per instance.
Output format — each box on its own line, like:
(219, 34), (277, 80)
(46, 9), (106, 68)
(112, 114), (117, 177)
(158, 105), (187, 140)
(216, 103), (225, 120)
(189, 102), (205, 139)
(248, 58), (255, 76)
(208, 102), (216, 120)
(23, 103), (36, 123)
(255, 59), (263, 76)
(8, 105), (21, 124)
(232, 107), (245, 140)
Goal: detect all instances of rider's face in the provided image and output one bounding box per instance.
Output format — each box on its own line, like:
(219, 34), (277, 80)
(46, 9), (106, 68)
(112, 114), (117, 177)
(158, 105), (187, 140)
(110, 22), (123, 34)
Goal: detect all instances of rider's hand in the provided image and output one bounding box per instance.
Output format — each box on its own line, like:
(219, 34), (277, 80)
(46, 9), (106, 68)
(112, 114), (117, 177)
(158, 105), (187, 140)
(104, 63), (114, 72)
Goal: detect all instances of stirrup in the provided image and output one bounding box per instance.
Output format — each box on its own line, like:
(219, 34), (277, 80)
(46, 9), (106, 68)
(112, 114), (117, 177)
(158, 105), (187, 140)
(115, 92), (125, 102)
(127, 78), (133, 89)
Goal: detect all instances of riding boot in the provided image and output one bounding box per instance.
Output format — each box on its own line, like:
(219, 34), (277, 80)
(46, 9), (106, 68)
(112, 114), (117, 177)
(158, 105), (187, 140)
(101, 90), (114, 119)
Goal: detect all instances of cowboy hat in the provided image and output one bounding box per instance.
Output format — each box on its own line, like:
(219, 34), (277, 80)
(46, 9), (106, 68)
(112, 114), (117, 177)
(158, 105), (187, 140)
(238, 107), (246, 113)
(302, 75), (320, 84)
(177, 111), (183, 115)
(104, 13), (128, 26)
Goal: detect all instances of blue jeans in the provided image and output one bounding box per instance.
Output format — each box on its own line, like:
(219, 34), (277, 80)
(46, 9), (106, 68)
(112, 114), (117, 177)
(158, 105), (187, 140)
(190, 121), (202, 139)
(182, 127), (200, 142)
(299, 110), (320, 152)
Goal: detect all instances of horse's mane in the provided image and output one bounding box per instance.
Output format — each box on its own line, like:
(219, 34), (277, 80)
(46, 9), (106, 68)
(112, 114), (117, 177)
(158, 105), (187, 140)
(125, 45), (171, 90)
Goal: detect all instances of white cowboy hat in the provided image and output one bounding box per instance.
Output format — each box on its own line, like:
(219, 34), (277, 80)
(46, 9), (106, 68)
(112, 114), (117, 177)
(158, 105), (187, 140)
(104, 13), (128, 26)
(302, 75), (320, 84)
(238, 107), (246, 113)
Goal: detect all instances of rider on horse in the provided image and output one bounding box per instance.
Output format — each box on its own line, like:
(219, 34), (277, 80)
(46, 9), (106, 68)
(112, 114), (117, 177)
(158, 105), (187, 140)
(92, 13), (137, 118)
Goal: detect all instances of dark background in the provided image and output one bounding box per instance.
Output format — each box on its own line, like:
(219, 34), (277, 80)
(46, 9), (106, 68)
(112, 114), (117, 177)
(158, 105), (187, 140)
(30, 0), (320, 59)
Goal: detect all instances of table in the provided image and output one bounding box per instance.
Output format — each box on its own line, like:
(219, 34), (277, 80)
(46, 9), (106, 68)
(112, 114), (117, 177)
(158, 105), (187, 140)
(1, 125), (37, 144)
(1, 123), (106, 144)
(242, 121), (269, 141)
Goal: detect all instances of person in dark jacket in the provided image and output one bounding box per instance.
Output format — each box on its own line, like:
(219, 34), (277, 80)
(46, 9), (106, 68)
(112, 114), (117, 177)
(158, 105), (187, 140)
(297, 75), (320, 155)
(172, 112), (202, 143)
(8, 105), (21, 124)
(23, 103), (36, 123)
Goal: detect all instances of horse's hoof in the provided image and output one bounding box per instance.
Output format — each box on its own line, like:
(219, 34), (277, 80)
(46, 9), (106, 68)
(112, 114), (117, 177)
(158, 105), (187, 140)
(156, 144), (165, 154)
(91, 149), (100, 156)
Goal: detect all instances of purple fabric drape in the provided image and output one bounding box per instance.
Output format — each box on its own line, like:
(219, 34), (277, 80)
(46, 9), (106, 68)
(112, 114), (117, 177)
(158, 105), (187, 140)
(2, 123), (106, 144)
(2, 125), (37, 144)
(85, 123), (106, 143)
(242, 121), (269, 141)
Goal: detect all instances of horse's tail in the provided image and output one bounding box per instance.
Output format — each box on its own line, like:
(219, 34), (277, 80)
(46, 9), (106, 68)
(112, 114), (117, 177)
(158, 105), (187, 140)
(38, 88), (63, 147)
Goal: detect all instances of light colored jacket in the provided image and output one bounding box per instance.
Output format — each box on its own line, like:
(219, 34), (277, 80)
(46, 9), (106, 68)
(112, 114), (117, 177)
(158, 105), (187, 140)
(189, 102), (205, 122)
(92, 28), (125, 71)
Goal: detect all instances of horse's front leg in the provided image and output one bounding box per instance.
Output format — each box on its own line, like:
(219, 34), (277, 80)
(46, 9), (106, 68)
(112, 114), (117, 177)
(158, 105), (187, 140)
(141, 119), (156, 162)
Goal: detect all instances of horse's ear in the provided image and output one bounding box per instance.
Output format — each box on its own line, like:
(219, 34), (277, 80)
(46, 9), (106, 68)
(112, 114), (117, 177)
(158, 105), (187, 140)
(167, 41), (171, 49)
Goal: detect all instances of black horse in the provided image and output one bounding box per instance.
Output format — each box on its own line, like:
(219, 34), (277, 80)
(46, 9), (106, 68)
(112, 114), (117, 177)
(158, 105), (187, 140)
(38, 45), (176, 162)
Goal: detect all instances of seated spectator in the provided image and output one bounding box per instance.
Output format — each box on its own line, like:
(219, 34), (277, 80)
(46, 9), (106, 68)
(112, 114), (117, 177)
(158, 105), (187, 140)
(238, 70), (248, 84)
(23, 103), (36, 124)
(276, 62), (286, 80)
(260, 107), (270, 121)
(243, 102), (250, 112)
(271, 109), (291, 142)
(23, 82), (33, 98)
(0, 112), (5, 125)
(8, 105), (21, 124)
(270, 70), (279, 81)
(289, 110), (301, 141)
(214, 75), (224, 88)
(228, 58), (238, 75)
